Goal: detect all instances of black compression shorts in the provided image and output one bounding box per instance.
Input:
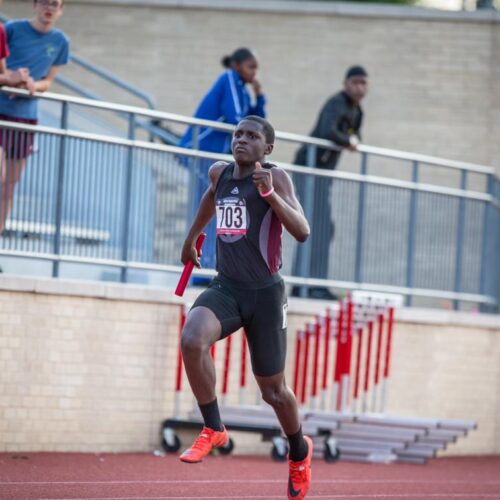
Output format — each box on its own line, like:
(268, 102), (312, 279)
(191, 274), (288, 377)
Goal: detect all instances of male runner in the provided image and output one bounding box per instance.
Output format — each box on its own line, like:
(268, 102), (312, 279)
(179, 115), (313, 500)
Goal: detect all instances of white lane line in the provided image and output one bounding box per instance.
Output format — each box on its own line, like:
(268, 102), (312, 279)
(37, 495), (500, 500)
(3, 479), (500, 485)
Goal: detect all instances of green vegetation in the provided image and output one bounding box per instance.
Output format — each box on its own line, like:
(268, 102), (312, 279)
(290, 0), (415, 4)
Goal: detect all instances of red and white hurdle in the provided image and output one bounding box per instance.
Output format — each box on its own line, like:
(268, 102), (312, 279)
(292, 291), (402, 416)
(164, 293), (476, 464)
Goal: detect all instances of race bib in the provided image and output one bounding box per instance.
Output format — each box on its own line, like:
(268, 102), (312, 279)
(216, 198), (248, 235)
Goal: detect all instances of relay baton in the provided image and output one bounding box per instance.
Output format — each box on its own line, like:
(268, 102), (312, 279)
(174, 232), (206, 297)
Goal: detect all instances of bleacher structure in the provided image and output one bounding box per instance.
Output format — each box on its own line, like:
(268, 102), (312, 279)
(162, 293), (477, 464)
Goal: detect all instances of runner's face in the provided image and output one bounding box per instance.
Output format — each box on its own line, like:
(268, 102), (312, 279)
(232, 121), (269, 164)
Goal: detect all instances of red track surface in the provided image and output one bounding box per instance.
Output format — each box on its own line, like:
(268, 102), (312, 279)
(0, 453), (499, 499)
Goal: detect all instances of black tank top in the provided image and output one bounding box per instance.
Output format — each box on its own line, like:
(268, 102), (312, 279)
(214, 162), (283, 283)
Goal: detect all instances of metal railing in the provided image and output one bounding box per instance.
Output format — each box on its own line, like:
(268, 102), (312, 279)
(65, 53), (156, 110)
(1, 12), (181, 145)
(0, 88), (498, 312)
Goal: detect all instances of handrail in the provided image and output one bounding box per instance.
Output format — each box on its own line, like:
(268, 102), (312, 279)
(55, 75), (110, 101)
(51, 78), (182, 144)
(0, 249), (495, 306)
(0, 119), (495, 205)
(357, 144), (493, 175)
(0, 87), (495, 177)
(1, 87), (237, 130)
(69, 53), (156, 109)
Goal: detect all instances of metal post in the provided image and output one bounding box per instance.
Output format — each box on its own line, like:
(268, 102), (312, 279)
(479, 174), (494, 313)
(52, 101), (69, 278)
(120, 113), (135, 283)
(405, 161), (419, 306)
(354, 153), (368, 283)
(188, 126), (200, 222)
(296, 144), (316, 298)
(320, 310), (332, 410)
(495, 180), (500, 313)
(453, 170), (467, 310)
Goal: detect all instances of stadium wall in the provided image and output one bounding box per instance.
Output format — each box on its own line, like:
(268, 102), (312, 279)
(1, 0), (500, 175)
(0, 275), (499, 456)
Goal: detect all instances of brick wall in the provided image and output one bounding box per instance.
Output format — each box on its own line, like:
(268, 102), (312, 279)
(0, 279), (178, 452)
(0, 275), (499, 455)
(1, 0), (499, 175)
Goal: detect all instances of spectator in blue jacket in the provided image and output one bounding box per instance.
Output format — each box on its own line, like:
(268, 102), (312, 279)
(179, 48), (266, 280)
(179, 47), (266, 154)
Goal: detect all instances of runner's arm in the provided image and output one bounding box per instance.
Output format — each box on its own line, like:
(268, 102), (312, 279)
(180, 162), (228, 266)
(257, 167), (310, 242)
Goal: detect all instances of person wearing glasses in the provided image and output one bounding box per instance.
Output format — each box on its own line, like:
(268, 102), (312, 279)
(0, 0), (69, 234)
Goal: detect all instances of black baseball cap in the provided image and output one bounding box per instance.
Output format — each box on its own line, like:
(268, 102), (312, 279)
(345, 65), (368, 79)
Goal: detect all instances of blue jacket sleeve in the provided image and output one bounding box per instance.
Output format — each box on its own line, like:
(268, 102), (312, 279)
(249, 94), (267, 118)
(219, 72), (244, 124)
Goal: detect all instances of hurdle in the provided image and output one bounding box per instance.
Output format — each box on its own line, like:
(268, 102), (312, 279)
(320, 309), (333, 410)
(289, 292), (477, 464)
(293, 293), (396, 416)
(162, 295), (477, 464)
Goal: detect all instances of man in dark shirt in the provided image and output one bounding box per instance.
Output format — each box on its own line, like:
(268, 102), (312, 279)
(292, 65), (368, 300)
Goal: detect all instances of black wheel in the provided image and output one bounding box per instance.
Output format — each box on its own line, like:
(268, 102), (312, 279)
(324, 437), (340, 463)
(218, 437), (234, 455)
(271, 438), (288, 462)
(161, 428), (181, 453)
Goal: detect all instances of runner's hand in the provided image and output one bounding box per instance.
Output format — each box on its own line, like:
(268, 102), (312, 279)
(252, 161), (273, 195)
(181, 240), (202, 268)
(251, 77), (263, 96)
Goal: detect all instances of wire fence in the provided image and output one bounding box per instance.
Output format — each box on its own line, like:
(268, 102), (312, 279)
(0, 90), (498, 312)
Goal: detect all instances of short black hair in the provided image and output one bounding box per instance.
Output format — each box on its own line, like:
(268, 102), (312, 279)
(240, 115), (275, 144)
(35, 0), (65, 4)
(345, 65), (368, 79)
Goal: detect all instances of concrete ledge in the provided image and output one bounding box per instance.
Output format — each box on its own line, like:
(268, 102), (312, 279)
(1, 273), (499, 329)
(67, 0), (500, 23)
(397, 306), (500, 329)
(0, 273), (171, 304)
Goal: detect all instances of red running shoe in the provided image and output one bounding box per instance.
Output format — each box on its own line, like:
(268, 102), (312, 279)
(179, 426), (229, 464)
(287, 435), (313, 499)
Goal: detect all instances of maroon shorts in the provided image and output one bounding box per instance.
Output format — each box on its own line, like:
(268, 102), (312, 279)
(0, 114), (37, 159)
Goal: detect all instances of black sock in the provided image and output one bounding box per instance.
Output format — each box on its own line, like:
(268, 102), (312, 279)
(286, 426), (308, 462)
(198, 398), (224, 432)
